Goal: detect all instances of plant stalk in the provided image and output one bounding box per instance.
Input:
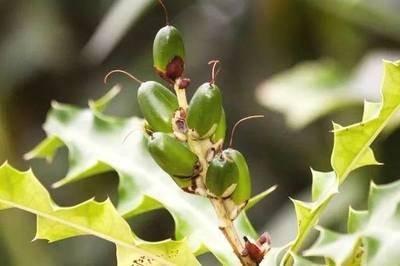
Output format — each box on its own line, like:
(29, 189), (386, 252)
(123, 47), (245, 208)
(174, 83), (188, 110)
(175, 84), (256, 266)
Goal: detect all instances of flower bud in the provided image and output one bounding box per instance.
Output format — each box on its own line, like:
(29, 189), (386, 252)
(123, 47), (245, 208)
(243, 236), (266, 264)
(223, 148), (251, 204)
(147, 132), (199, 178)
(153, 25), (185, 82)
(187, 82), (222, 138)
(137, 81), (178, 133)
(206, 150), (239, 198)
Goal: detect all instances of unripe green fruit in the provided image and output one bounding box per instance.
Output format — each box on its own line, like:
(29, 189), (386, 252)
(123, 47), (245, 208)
(187, 83), (222, 138)
(211, 108), (226, 143)
(206, 151), (239, 197)
(153, 25), (185, 81)
(224, 148), (252, 204)
(148, 132), (198, 178)
(137, 81), (178, 133)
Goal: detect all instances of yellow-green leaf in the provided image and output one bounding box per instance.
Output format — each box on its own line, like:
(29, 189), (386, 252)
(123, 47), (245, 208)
(0, 162), (198, 266)
(283, 60), (400, 265)
(304, 180), (400, 266)
(332, 61), (400, 181)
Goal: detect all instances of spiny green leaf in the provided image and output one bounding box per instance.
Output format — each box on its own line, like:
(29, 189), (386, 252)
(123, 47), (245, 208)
(283, 60), (400, 265)
(304, 180), (400, 266)
(23, 135), (64, 162)
(285, 170), (338, 260)
(26, 89), (258, 265)
(332, 61), (400, 181)
(0, 162), (198, 266)
(89, 85), (121, 112)
(347, 207), (368, 233)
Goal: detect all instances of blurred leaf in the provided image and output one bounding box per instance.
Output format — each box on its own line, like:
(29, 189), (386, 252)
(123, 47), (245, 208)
(291, 253), (323, 266)
(26, 88), (260, 265)
(304, 180), (400, 266)
(256, 59), (353, 128)
(82, 0), (154, 64)
(256, 51), (400, 129)
(259, 245), (288, 266)
(0, 162), (197, 266)
(23, 135), (64, 162)
(282, 61), (400, 265)
(307, 0), (400, 41)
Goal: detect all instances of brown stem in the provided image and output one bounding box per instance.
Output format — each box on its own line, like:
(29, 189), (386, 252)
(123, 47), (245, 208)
(210, 198), (256, 266)
(174, 80), (257, 265)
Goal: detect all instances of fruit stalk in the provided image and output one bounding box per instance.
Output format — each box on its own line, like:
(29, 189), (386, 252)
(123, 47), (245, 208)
(174, 82), (188, 110)
(177, 83), (256, 266)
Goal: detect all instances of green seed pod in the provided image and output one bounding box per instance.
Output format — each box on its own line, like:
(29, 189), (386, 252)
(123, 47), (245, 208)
(211, 108), (226, 143)
(187, 82), (222, 138)
(153, 25), (185, 81)
(206, 151), (239, 197)
(148, 132), (199, 178)
(137, 81), (178, 133)
(224, 148), (252, 204)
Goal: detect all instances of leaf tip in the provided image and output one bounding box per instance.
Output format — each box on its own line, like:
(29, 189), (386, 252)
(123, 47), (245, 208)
(52, 180), (64, 189)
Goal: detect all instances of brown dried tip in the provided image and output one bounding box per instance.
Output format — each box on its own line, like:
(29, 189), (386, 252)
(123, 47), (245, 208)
(104, 69), (142, 84)
(176, 77), (191, 89)
(156, 56), (185, 84)
(257, 232), (272, 246)
(229, 115), (264, 148)
(167, 56), (185, 81)
(158, 0), (169, 25)
(208, 60), (221, 84)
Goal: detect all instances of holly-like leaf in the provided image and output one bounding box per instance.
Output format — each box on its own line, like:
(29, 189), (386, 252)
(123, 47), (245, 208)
(304, 180), (400, 266)
(282, 60), (400, 265)
(26, 86), (269, 265)
(256, 51), (400, 129)
(0, 162), (198, 266)
(331, 61), (400, 181)
(256, 59), (354, 128)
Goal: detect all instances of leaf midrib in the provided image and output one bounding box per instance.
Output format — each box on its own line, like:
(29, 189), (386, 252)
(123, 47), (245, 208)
(0, 198), (172, 265)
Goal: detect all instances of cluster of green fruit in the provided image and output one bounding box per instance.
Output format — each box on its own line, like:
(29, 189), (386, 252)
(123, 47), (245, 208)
(131, 20), (253, 219)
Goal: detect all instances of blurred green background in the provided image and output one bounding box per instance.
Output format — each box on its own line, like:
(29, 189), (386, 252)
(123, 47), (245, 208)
(1, 0), (400, 265)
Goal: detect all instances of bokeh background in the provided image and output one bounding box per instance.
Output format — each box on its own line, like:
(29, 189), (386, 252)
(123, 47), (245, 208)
(1, 0), (400, 265)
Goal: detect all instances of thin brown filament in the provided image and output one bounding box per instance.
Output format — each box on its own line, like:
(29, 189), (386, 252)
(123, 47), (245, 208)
(104, 69), (143, 84)
(158, 0), (170, 25)
(228, 115), (265, 148)
(208, 60), (221, 84)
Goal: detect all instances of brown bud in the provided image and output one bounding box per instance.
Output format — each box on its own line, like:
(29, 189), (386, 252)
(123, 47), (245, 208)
(243, 236), (266, 264)
(257, 232), (271, 246)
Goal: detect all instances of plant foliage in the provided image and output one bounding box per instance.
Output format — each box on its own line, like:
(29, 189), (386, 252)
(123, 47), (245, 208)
(22, 86), (274, 265)
(280, 60), (400, 265)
